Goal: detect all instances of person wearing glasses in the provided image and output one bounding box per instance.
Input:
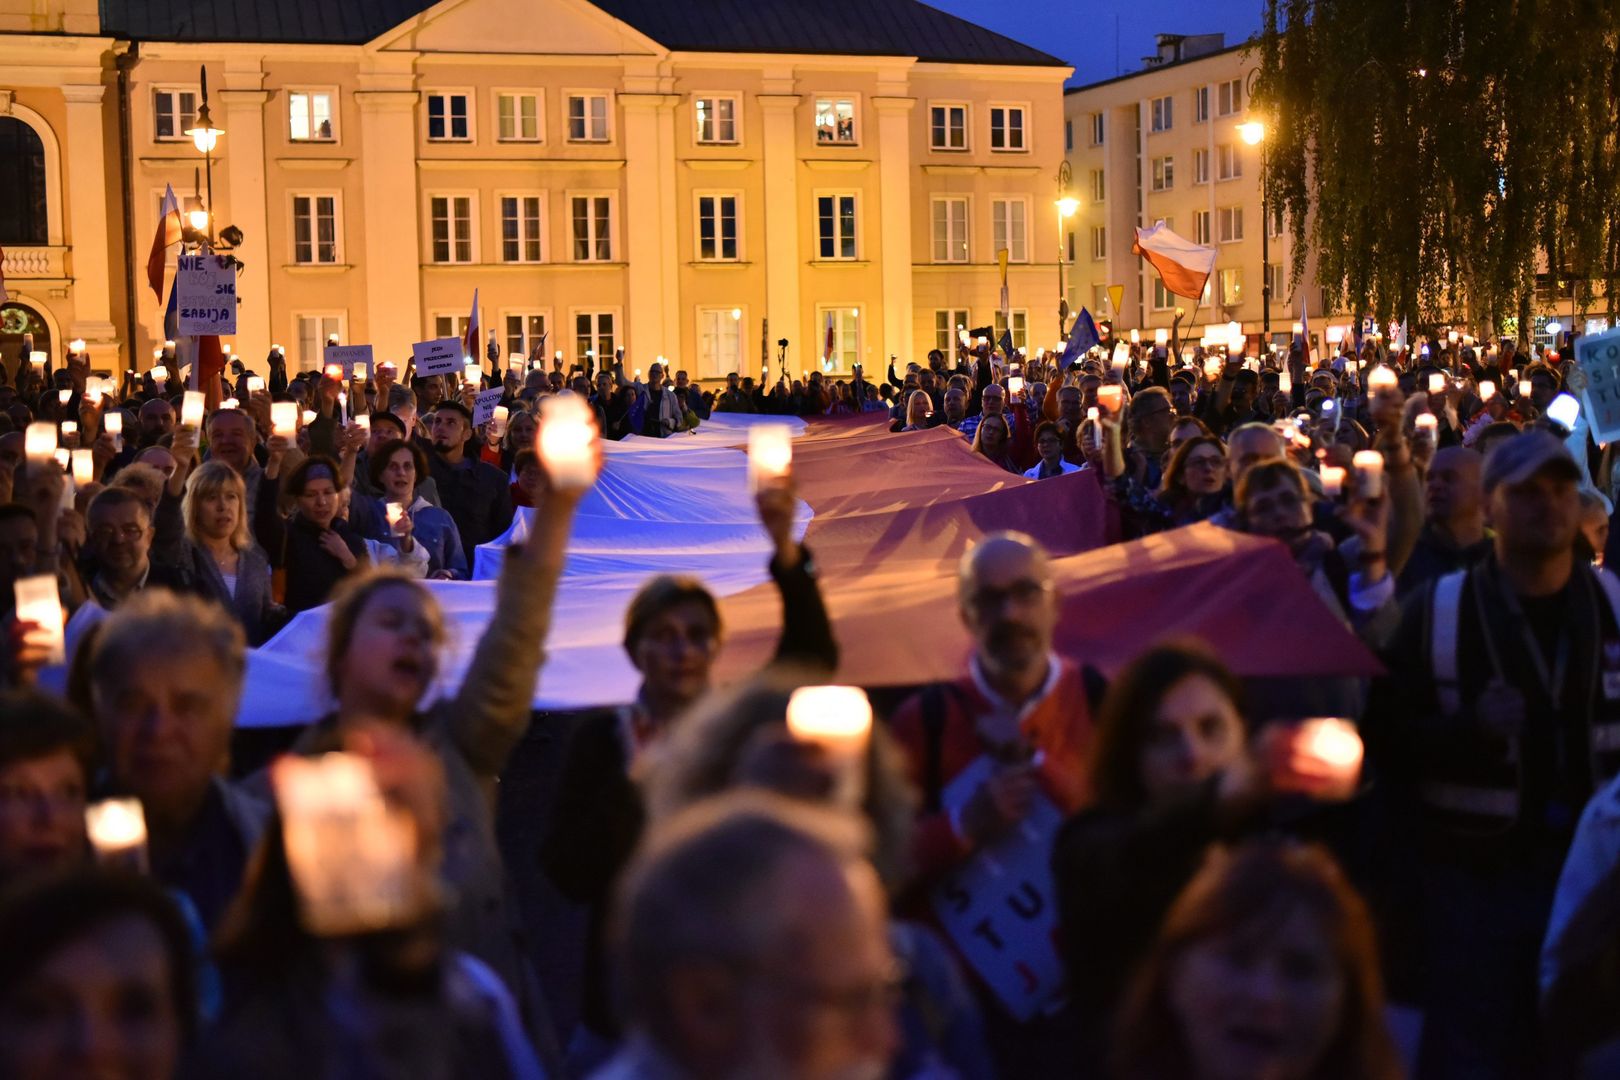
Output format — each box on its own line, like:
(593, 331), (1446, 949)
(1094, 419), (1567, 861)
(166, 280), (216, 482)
(1023, 421), (1083, 479)
(1117, 435), (1230, 538)
(1123, 386), (1177, 490)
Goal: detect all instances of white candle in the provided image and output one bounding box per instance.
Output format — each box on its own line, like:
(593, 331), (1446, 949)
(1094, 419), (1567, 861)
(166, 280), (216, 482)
(355, 413), (370, 434)
(25, 422), (57, 463)
(86, 381), (104, 405)
(271, 402), (298, 439)
(1097, 385), (1123, 414)
(379, 361), (397, 377)
(1297, 717), (1364, 781)
(1326, 325), (1345, 345)
(1479, 381), (1497, 402)
(1008, 375), (1025, 395)
(150, 365), (168, 383)
(324, 363), (343, 381)
(301, 409), (316, 427)
(59, 420), (78, 440)
(53, 448), (70, 471)
(1087, 406), (1100, 421)
(1519, 379), (1533, 398)
(71, 449), (94, 486)
(748, 423), (794, 493)
(786, 685), (873, 808)
(1352, 450), (1384, 498)
(84, 797), (148, 872)
(246, 375), (266, 394)
(536, 393), (599, 491)
(492, 405), (509, 429)
(103, 411), (123, 436)
(1428, 373), (1447, 394)
(1278, 369), (1293, 395)
(1291, 321), (1304, 336)
(69, 337), (87, 354)
(14, 574), (65, 665)
(1447, 330), (1459, 345)
(1130, 329), (1141, 344)
(1320, 465), (1347, 499)
(1415, 413), (1438, 437)
(29, 350), (46, 370)
(1154, 328), (1169, 346)
(1368, 366), (1398, 392)
(385, 502), (406, 531)
(57, 389), (71, 405)
(462, 362), (480, 387)
(221, 397), (239, 410)
(181, 390), (206, 428)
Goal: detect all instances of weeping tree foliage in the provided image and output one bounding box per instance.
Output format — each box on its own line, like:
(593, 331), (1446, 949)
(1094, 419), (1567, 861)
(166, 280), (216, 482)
(1255, 0), (1620, 336)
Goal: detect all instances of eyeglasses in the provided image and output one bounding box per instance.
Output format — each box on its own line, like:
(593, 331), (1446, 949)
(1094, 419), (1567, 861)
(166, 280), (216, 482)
(91, 524), (147, 544)
(1185, 454), (1224, 470)
(966, 579), (1052, 612)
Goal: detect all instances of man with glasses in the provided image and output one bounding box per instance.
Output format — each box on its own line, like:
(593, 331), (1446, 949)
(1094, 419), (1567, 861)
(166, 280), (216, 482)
(1125, 387), (1176, 489)
(62, 485), (194, 663)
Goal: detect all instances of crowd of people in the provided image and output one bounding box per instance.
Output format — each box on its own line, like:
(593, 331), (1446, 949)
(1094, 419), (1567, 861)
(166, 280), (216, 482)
(0, 316), (1617, 1080)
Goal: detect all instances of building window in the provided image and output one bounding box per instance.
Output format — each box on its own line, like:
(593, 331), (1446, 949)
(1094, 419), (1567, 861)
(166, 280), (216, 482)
(429, 195), (474, 263)
(1066, 231), (1076, 262)
(934, 309), (970, 352)
(816, 306), (860, 370)
(1193, 210), (1212, 245)
(567, 93), (610, 142)
(0, 118), (47, 245)
(291, 194), (339, 264)
(1089, 112), (1105, 145)
(574, 311), (615, 362)
(433, 313), (471, 341)
(1153, 278), (1174, 311)
(1218, 267), (1243, 306)
(571, 195), (614, 260)
(929, 104), (968, 150)
(497, 93), (540, 142)
(695, 97), (738, 144)
(1090, 168), (1105, 201)
(153, 88), (198, 141)
(991, 198), (1028, 263)
(1217, 144), (1242, 181)
(816, 194), (857, 260)
(815, 98), (857, 144)
(289, 91), (335, 142)
(931, 197), (968, 263)
(1193, 148), (1210, 185)
(500, 195), (544, 263)
(1217, 79), (1242, 117)
(1151, 156), (1174, 192)
(989, 105), (1027, 151)
(697, 308), (745, 379)
(1194, 86), (1209, 124)
(1217, 205), (1244, 243)
(696, 194), (740, 261)
(993, 310), (1029, 350)
(1269, 207), (1285, 238)
(426, 93), (471, 141)
(295, 314), (345, 370)
(1091, 225), (1107, 261)
(504, 313), (547, 360)
(1150, 96), (1172, 133)
(1267, 263), (1285, 302)
(1093, 283), (1109, 314)
(1064, 119), (1073, 152)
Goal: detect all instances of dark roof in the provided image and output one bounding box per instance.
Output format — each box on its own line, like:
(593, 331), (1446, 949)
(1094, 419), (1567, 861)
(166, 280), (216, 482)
(1064, 39), (1251, 93)
(99, 0), (1066, 66)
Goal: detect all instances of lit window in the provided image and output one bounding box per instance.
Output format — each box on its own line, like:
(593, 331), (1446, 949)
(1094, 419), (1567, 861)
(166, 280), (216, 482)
(497, 93), (540, 142)
(931, 197), (968, 263)
(695, 97), (738, 144)
(815, 99), (857, 144)
(289, 91), (335, 142)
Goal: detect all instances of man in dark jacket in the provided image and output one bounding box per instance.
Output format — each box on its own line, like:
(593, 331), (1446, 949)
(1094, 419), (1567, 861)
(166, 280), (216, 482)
(425, 400), (513, 555)
(1396, 445), (1492, 598)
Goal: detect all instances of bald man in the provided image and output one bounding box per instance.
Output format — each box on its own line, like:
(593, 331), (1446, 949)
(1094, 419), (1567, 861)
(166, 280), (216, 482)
(1397, 445), (1491, 597)
(890, 531), (1098, 887)
(136, 398), (175, 448)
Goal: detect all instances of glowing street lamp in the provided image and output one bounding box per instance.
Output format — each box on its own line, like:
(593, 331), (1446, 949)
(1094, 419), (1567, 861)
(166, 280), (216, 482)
(183, 67), (224, 245)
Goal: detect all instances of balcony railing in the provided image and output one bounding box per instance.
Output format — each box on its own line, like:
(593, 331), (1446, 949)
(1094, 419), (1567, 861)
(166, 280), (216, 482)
(0, 245), (69, 282)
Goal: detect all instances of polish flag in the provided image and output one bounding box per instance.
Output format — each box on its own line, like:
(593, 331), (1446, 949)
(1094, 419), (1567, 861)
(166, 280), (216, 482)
(1132, 223), (1216, 301)
(1298, 293), (1312, 369)
(146, 185), (183, 303)
(461, 288), (481, 366)
(823, 312), (835, 361)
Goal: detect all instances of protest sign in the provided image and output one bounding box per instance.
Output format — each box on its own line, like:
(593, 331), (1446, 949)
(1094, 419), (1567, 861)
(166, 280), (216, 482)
(930, 755), (1067, 1021)
(411, 337), (462, 377)
(472, 386), (505, 426)
(176, 254), (237, 336)
(324, 344), (374, 381)
(1574, 326), (1620, 445)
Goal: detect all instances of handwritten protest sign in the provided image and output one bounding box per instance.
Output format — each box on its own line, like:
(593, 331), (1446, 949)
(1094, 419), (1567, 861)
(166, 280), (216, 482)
(324, 345), (374, 381)
(473, 387), (505, 426)
(411, 338), (462, 377)
(177, 255), (237, 336)
(1574, 326), (1620, 445)
(930, 755), (1067, 1021)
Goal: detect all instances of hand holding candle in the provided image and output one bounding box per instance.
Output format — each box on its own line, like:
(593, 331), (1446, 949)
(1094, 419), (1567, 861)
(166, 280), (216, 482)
(270, 402), (298, 439)
(786, 686), (873, 809)
(14, 574), (66, 666)
(536, 393), (601, 492)
(1263, 718), (1364, 802)
(181, 390), (206, 429)
(748, 423), (794, 494)
(85, 797), (149, 872)
(1320, 465), (1347, 499)
(1352, 450), (1385, 498)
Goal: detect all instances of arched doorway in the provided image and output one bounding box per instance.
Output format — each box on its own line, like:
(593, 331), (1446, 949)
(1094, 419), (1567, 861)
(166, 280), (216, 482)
(0, 116), (48, 247)
(0, 302), (51, 383)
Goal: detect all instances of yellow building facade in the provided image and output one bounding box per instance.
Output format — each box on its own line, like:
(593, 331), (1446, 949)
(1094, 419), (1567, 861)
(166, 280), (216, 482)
(1, 0), (1071, 381)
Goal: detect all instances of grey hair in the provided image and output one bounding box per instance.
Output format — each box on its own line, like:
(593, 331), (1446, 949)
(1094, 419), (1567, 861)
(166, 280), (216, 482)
(386, 384), (415, 411)
(612, 792), (870, 1042)
(89, 588), (245, 704)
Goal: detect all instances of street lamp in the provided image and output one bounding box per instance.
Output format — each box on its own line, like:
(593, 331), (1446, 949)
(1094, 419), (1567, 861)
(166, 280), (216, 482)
(183, 66), (224, 247)
(1055, 160), (1078, 340)
(1238, 107), (1270, 342)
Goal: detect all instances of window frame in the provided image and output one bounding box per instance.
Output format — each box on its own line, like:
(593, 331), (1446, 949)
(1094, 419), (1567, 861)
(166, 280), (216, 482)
(152, 86), (199, 143)
(814, 191), (859, 261)
(1150, 155), (1175, 192)
(426, 191), (478, 264)
(814, 305), (861, 373)
(1089, 112), (1105, 146)
(493, 89), (543, 144)
(1217, 79), (1242, 118)
(695, 306), (747, 380)
(1150, 96), (1173, 133)
(988, 102), (1029, 153)
(930, 195), (970, 264)
(694, 190), (743, 263)
(1152, 278), (1175, 311)
(570, 308), (620, 365)
(568, 190), (617, 262)
(497, 190), (547, 264)
(1090, 168), (1105, 202)
(1217, 143), (1242, 182)
(1217, 205), (1245, 244)
(693, 94), (741, 147)
(292, 311), (347, 372)
(288, 191), (343, 266)
(934, 308), (971, 353)
(990, 196), (1030, 264)
(813, 95), (861, 147)
(1218, 266), (1244, 307)
(425, 90), (474, 143)
(1090, 225), (1107, 262)
(1193, 148), (1210, 185)
(499, 310), (552, 364)
(286, 87), (339, 144)
(1193, 209), (1212, 246)
(928, 101), (971, 152)
(564, 90), (614, 144)
(1194, 86), (1209, 124)
(993, 309), (1029, 351)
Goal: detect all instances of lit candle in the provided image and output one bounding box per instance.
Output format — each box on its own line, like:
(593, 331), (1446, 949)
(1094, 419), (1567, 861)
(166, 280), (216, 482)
(1352, 450), (1384, 498)
(1097, 385), (1123, 414)
(1291, 321), (1304, 336)
(150, 364), (168, 383)
(379, 361), (397, 377)
(162, 340), (175, 358)
(1278, 369), (1293, 395)
(1519, 379), (1533, 398)
(25, 422), (57, 464)
(104, 411), (123, 449)
(492, 405), (509, 429)
(247, 375), (266, 394)
(30, 351), (46, 371)
(1086, 406), (1100, 421)
(1368, 366), (1398, 392)
(84, 797), (148, 872)
(1428, 373), (1447, 394)
(353, 369), (368, 384)
(1447, 330), (1459, 345)
(1008, 375), (1025, 395)
(536, 393), (600, 491)
(181, 390), (206, 428)
(86, 381), (104, 405)
(13, 574), (65, 665)
(1320, 465), (1347, 498)
(53, 448), (69, 471)
(1415, 413), (1438, 437)
(748, 423), (794, 493)
(462, 363), (481, 387)
(1479, 381), (1497, 402)
(385, 501), (406, 532)
(57, 389), (71, 405)
(1154, 328), (1169, 346)
(354, 413), (370, 434)
(71, 448), (94, 486)
(69, 337), (87, 354)
(786, 685), (873, 809)
(324, 363), (343, 381)
(634, 367), (643, 380)
(1297, 717), (1364, 784)
(59, 420), (78, 440)
(1326, 325), (1344, 346)
(327, 333), (340, 347)
(221, 398), (240, 410)
(301, 409), (316, 427)
(1130, 329), (1141, 345)
(271, 402), (298, 439)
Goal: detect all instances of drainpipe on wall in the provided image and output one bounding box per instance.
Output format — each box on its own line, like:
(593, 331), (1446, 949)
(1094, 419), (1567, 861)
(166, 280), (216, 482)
(114, 40), (139, 372)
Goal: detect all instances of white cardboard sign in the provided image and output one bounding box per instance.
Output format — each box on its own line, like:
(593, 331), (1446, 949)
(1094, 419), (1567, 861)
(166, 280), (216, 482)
(176, 254), (237, 336)
(472, 387), (505, 426)
(1574, 326), (1620, 445)
(324, 344), (374, 381)
(411, 338), (462, 377)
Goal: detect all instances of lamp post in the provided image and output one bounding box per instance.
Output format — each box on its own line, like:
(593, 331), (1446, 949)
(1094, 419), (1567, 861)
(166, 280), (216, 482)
(183, 66), (224, 248)
(1055, 160), (1079, 340)
(1238, 118), (1267, 342)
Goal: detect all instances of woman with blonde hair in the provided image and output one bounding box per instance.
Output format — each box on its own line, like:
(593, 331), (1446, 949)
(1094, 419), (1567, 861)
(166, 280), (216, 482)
(156, 435), (278, 644)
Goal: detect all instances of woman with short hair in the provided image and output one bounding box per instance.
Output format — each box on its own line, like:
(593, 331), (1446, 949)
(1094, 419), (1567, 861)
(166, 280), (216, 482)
(254, 436), (369, 614)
